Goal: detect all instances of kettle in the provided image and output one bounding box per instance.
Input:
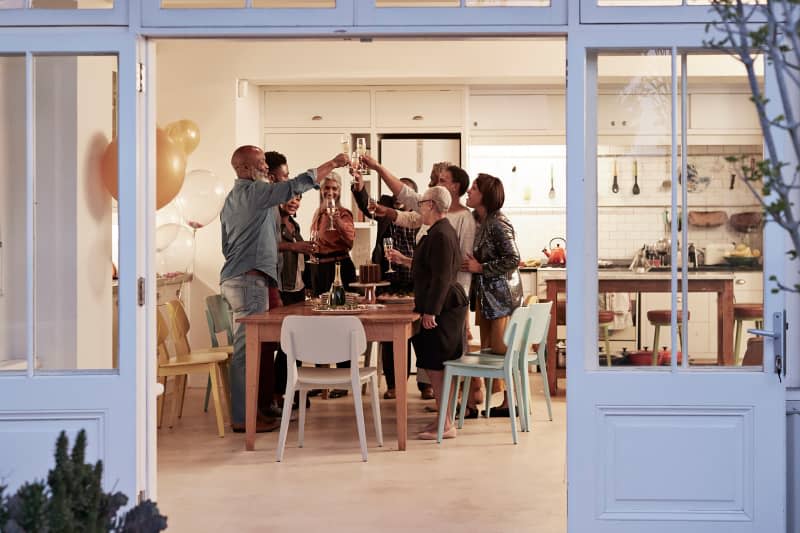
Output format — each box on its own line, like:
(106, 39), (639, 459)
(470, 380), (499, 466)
(542, 237), (566, 265)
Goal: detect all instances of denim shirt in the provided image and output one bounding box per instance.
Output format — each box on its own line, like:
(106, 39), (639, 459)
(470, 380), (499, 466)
(219, 170), (317, 284)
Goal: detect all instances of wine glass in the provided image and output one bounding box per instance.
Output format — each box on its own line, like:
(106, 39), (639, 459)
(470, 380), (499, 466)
(326, 198), (336, 231)
(340, 134), (351, 158)
(351, 150), (361, 172)
(308, 230), (319, 264)
(356, 137), (367, 158)
(367, 196), (377, 226)
(384, 237), (396, 274)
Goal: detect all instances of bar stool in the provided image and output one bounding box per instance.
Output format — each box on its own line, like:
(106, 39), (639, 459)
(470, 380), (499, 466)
(647, 309), (689, 366)
(556, 302), (615, 367)
(734, 304), (763, 366)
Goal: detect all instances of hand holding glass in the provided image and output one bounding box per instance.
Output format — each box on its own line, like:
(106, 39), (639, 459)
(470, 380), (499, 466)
(326, 198), (337, 231)
(384, 237), (396, 274)
(367, 197), (377, 226)
(308, 230), (319, 264)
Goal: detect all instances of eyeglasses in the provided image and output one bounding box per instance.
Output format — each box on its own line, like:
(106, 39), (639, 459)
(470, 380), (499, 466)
(419, 199), (433, 207)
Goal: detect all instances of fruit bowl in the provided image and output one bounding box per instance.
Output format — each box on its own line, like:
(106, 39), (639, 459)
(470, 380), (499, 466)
(723, 255), (760, 267)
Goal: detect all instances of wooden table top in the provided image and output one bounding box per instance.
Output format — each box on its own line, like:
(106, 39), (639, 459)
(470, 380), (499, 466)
(237, 301), (420, 325)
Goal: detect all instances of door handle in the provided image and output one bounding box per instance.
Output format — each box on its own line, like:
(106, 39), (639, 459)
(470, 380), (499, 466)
(748, 310), (787, 381)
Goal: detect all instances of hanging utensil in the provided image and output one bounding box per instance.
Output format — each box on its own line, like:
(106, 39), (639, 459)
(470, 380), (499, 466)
(548, 165), (556, 199)
(632, 159), (640, 195)
(611, 159), (619, 193)
(661, 158), (671, 190)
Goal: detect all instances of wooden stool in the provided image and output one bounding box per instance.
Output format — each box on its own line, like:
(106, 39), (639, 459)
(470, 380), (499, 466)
(647, 309), (690, 366)
(734, 304), (763, 366)
(599, 311), (615, 367)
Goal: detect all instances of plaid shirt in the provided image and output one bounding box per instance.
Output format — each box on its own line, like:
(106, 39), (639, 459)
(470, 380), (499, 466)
(387, 223), (416, 291)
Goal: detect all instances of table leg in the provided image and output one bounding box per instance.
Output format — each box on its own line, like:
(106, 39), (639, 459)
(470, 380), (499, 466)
(546, 283), (559, 395)
(719, 282), (735, 366)
(245, 323), (261, 451)
(393, 325), (408, 451)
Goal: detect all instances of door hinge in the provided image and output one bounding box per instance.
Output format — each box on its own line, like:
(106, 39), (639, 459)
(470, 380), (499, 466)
(137, 276), (145, 306)
(137, 62), (145, 93)
(749, 310), (787, 382)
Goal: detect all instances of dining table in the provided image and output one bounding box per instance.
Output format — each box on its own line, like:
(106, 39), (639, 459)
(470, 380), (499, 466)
(544, 270), (735, 395)
(237, 300), (419, 452)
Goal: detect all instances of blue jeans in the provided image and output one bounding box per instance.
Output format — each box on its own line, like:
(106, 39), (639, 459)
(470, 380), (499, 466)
(221, 274), (268, 425)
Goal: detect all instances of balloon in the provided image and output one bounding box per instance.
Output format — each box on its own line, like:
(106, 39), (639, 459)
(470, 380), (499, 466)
(101, 128), (186, 210)
(156, 223), (181, 253)
(166, 119), (201, 155)
(174, 169), (226, 229)
(156, 198), (184, 227)
(155, 224), (195, 275)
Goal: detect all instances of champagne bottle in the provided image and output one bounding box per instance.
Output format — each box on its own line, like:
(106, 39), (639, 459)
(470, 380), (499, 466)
(328, 261), (346, 307)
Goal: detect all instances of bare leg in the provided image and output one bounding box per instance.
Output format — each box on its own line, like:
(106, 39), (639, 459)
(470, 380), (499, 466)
(425, 369), (455, 434)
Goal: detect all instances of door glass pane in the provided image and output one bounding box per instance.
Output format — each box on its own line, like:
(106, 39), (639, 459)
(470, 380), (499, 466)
(375, 0), (458, 5)
(595, 50), (674, 370)
(161, 0), (245, 7)
(33, 54), (119, 371)
(683, 52), (764, 369)
(596, 0), (680, 5)
(0, 55), (27, 372)
(0, 0), (114, 8)
(253, 0), (334, 6)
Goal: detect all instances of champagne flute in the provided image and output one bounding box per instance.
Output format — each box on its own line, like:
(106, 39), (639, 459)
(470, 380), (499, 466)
(356, 137), (367, 158)
(384, 237), (396, 274)
(326, 198), (336, 231)
(340, 134), (351, 158)
(367, 196), (377, 226)
(308, 229), (319, 264)
(351, 150), (360, 173)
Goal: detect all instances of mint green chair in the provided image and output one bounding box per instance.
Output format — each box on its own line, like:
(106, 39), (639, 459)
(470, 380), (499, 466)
(204, 294), (234, 412)
(436, 306), (533, 444)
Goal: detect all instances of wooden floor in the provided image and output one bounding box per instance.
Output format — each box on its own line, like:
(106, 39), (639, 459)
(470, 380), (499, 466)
(157, 374), (566, 532)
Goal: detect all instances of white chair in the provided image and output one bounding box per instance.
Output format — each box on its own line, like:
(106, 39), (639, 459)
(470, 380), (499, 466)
(276, 315), (383, 462)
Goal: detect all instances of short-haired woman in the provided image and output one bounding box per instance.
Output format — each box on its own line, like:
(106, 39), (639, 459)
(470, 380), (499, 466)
(462, 173), (523, 418)
(387, 186), (468, 440)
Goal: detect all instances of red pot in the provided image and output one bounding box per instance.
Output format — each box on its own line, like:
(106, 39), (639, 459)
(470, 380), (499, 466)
(629, 350), (655, 366)
(658, 349), (683, 365)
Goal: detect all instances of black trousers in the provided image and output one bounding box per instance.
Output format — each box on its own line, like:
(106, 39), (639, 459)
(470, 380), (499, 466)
(381, 340), (415, 390)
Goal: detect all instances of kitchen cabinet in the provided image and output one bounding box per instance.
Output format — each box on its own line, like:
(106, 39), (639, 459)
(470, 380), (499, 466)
(374, 89), (463, 129)
(597, 93), (672, 136)
(689, 93), (760, 133)
(469, 93), (565, 132)
(263, 90), (371, 128)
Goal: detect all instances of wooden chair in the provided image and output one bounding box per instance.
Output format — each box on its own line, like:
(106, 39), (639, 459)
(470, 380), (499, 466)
(158, 300), (230, 437)
(277, 315), (382, 462)
(203, 294), (235, 412)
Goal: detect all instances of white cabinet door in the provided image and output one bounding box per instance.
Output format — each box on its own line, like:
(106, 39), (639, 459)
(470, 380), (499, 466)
(379, 138), (461, 195)
(689, 93), (760, 132)
(264, 90), (371, 128)
(470, 93), (565, 132)
(597, 93), (672, 136)
(374, 89), (463, 128)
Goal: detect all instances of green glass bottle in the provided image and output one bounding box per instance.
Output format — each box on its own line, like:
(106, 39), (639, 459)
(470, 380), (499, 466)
(328, 261), (346, 307)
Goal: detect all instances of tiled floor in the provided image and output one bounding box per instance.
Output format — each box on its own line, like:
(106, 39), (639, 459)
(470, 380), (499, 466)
(157, 375), (566, 532)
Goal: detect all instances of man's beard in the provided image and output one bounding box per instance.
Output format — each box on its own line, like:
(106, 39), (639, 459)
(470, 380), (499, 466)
(253, 169), (269, 182)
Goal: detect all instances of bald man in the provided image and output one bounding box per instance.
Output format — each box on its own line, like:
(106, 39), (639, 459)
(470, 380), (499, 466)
(220, 145), (349, 432)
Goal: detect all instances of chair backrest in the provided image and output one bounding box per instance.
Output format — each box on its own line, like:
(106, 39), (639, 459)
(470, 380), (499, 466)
(164, 300), (192, 357)
(205, 294), (234, 347)
(499, 306), (533, 371)
(156, 306), (171, 365)
(523, 302), (553, 363)
(280, 315), (366, 367)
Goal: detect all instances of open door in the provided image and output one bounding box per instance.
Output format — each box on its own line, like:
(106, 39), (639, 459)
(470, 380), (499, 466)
(566, 30), (786, 532)
(0, 29), (149, 503)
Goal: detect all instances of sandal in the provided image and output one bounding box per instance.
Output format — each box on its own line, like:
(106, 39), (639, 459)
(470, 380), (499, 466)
(383, 389), (396, 400)
(488, 406), (519, 418)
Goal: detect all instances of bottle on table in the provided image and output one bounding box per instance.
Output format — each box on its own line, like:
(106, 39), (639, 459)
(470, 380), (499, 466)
(328, 261), (347, 307)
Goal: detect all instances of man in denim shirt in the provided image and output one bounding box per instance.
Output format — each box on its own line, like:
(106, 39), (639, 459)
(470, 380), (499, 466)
(220, 145), (349, 432)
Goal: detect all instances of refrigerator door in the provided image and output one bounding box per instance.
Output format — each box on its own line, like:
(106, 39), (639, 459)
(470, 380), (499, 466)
(379, 138), (461, 195)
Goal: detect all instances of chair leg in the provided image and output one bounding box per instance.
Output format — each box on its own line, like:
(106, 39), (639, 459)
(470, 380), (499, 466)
(733, 318), (743, 366)
(215, 363), (230, 426)
(457, 377), (470, 430)
(203, 375), (212, 413)
(538, 359), (553, 422)
(369, 375), (383, 447)
(485, 378), (493, 418)
(157, 377), (167, 428)
(652, 324), (661, 365)
(219, 360), (232, 421)
(351, 375), (369, 462)
(519, 363), (532, 432)
(276, 382), (295, 462)
(505, 370), (518, 445)
(362, 341), (373, 395)
(447, 374), (460, 423)
(513, 369), (526, 432)
(677, 324), (684, 354)
(177, 375), (188, 419)
(208, 364), (225, 438)
(602, 325), (612, 367)
(298, 388), (309, 448)
(438, 368), (454, 443)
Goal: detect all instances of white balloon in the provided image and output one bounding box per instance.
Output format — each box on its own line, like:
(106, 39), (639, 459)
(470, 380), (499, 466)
(155, 223), (181, 253)
(155, 225), (195, 274)
(175, 169), (226, 229)
(156, 199), (184, 227)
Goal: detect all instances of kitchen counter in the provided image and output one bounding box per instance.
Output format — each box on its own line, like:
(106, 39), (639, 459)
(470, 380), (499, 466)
(520, 265), (761, 273)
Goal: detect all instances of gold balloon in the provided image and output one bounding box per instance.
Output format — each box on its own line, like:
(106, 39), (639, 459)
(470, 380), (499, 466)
(100, 128), (186, 209)
(166, 119), (201, 155)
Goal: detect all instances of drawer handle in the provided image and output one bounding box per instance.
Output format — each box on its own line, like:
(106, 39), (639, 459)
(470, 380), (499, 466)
(412, 115), (424, 121)
(735, 279), (746, 285)
(311, 115), (323, 121)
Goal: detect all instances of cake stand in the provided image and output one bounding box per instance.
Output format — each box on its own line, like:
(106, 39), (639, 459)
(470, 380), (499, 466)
(350, 281), (390, 304)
